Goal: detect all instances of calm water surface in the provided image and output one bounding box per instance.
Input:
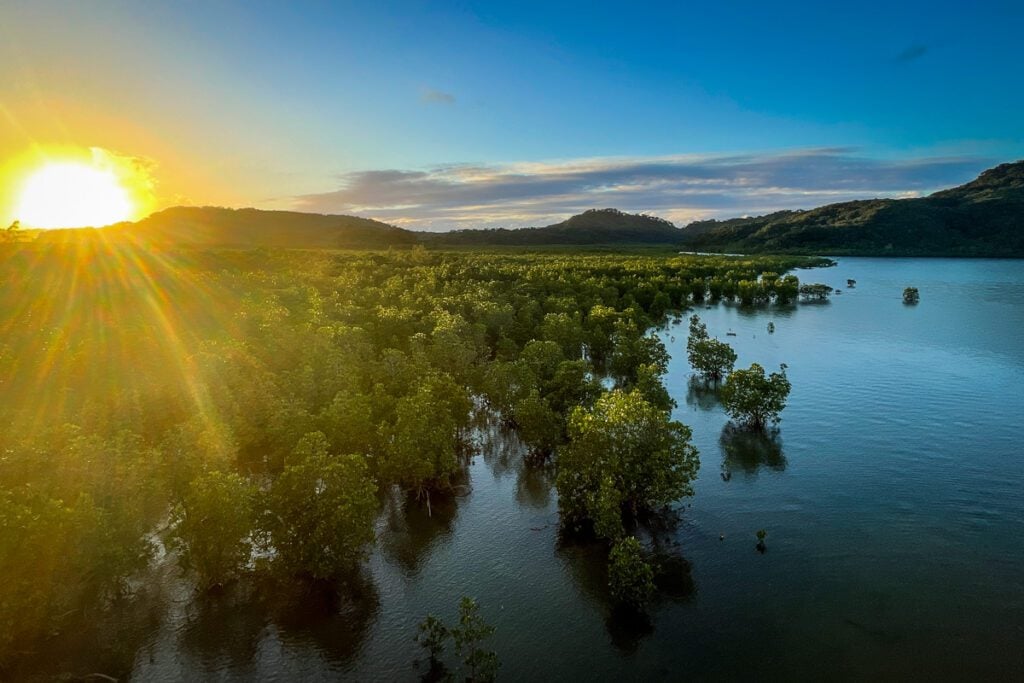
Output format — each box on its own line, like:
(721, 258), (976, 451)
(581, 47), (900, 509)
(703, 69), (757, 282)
(53, 258), (1024, 681)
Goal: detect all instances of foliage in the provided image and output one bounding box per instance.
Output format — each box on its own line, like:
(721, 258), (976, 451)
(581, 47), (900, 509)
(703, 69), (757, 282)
(416, 614), (450, 663)
(168, 470), (257, 590)
(424, 208), (684, 246)
(452, 597), (500, 682)
(684, 161), (1024, 257)
(379, 373), (472, 492)
(686, 315), (737, 382)
(608, 536), (655, 609)
(798, 283), (832, 301)
(557, 389), (699, 540)
(514, 390), (563, 458)
(0, 240), (815, 660)
(264, 433), (377, 579)
(609, 318), (669, 385)
(415, 597), (499, 682)
(903, 286), (920, 304)
(720, 363), (792, 430)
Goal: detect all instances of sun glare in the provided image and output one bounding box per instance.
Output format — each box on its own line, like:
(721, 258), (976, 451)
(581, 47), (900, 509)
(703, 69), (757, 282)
(16, 162), (135, 229)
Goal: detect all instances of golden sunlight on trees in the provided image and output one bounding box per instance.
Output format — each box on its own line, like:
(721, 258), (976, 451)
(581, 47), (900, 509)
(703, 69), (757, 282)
(0, 237), (816, 661)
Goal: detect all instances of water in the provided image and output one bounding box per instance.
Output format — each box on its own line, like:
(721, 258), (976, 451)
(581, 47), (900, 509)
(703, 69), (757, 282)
(46, 258), (1024, 681)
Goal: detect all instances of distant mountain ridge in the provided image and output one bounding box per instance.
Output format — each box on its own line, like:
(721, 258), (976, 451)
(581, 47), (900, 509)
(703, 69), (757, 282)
(37, 206), (419, 248)
(683, 160), (1024, 256)
(421, 208), (685, 245)
(27, 161), (1024, 256)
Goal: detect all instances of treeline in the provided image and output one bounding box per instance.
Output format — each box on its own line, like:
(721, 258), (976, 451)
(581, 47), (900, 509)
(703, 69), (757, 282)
(35, 206), (420, 249)
(421, 209), (686, 246)
(0, 241), (819, 662)
(684, 160), (1024, 257)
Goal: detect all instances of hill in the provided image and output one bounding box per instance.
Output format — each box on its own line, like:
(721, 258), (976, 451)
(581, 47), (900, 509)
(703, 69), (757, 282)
(422, 208), (686, 245)
(35, 206), (419, 248)
(683, 161), (1024, 256)
(23, 162), (1024, 255)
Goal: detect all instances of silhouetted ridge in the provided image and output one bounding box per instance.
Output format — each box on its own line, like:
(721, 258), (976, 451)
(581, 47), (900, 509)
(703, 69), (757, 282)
(36, 206), (418, 248)
(424, 208), (684, 245)
(683, 160), (1024, 256)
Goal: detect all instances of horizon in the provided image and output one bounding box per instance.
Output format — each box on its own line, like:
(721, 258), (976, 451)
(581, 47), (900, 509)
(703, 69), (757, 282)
(3, 1), (1023, 230)
(23, 157), (1021, 235)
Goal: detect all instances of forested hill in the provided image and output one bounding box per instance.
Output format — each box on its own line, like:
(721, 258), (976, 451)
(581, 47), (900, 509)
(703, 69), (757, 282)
(683, 161), (1024, 257)
(25, 162), (1024, 254)
(36, 206), (420, 248)
(421, 208), (687, 245)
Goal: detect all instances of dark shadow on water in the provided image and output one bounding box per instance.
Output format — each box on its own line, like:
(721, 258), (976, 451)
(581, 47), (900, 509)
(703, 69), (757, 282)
(557, 531), (651, 654)
(686, 376), (722, 411)
(265, 569), (379, 667)
(18, 584), (168, 681)
(477, 418), (525, 480)
(556, 510), (696, 655)
(516, 462), (555, 510)
(651, 552), (696, 603)
(474, 413), (556, 510)
(605, 606), (653, 654)
(179, 580), (267, 670)
(177, 569), (380, 673)
(379, 485), (461, 577)
(720, 423), (786, 477)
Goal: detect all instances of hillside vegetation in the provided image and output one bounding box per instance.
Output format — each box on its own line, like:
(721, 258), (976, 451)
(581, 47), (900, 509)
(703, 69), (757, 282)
(422, 208), (686, 246)
(18, 161), (1024, 256)
(36, 206), (420, 248)
(685, 161), (1024, 256)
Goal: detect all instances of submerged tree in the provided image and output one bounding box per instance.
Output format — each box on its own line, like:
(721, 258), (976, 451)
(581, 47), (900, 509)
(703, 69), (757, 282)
(720, 363), (791, 430)
(903, 286), (920, 304)
(609, 318), (670, 386)
(557, 389), (699, 540)
(756, 528), (768, 553)
(168, 470), (257, 590)
(686, 315), (737, 383)
(379, 372), (472, 496)
(415, 614), (450, 680)
(799, 283), (832, 302)
(265, 432), (377, 579)
(452, 597), (500, 682)
(608, 535), (655, 609)
(415, 597), (499, 682)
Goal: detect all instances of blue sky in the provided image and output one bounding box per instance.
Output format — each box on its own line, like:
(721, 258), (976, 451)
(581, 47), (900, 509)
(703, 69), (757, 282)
(2, 0), (1022, 228)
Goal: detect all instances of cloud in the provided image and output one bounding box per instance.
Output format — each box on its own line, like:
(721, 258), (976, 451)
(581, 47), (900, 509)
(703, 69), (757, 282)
(894, 44), (928, 63)
(420, 87), (456, 105)
(291, 149), (991, 231)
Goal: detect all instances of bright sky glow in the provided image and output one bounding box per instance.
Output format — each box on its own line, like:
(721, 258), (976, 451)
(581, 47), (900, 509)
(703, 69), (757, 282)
(17, 162), (133, 228)
(1, 0), (1021, 229)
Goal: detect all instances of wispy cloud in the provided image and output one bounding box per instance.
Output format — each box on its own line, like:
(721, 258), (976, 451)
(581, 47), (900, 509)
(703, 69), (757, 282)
(420, 87), (456, 105)
(291, 149), (990, 231)
(894, 44), (928, 63)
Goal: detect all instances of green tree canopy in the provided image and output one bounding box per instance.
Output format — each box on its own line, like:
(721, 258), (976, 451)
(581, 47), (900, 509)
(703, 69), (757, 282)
(168, 470), (257, 590)
(265, 432), (377, 579)
(557, 389), (699, 540)
(608, 535), (655, 609)
(686, 314), (737, 383)
(720, 363), (792, 430)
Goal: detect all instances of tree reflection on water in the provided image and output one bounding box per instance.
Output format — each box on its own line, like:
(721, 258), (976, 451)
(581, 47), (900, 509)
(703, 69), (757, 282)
(719, 423), (786, 477)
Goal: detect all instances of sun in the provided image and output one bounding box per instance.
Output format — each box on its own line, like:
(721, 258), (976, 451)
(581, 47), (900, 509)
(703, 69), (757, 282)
(16, 162), (135, 229)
